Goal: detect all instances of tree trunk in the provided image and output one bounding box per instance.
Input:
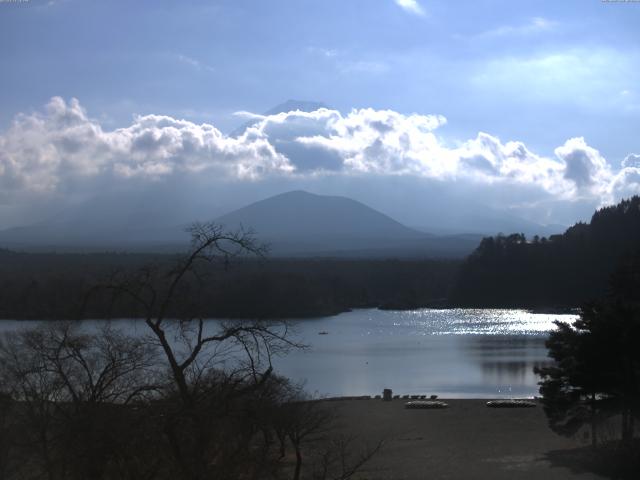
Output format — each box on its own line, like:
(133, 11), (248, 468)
(621, 406), (633, 447)
(293, 443), (302, 480)
(590, 392), (597, 448)
(277, 430), (286, 459)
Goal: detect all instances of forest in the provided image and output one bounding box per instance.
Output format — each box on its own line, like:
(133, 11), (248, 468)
(0, 249), (459, 320)
(450, 196), (640, 308)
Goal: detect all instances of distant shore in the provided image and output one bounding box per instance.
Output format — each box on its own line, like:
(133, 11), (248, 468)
(327, 398), (607, 480)
(0, 304), (580, 322)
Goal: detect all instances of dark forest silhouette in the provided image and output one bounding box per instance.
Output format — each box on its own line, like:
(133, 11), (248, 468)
(451, 196), (640, 308)
(0, 253), (458, 320)
(535, 257), (640, 477)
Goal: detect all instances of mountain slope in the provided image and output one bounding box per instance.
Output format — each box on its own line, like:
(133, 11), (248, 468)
(215, 190), (482, 257)
(216, 190), (423, 240)
(0, 190), (481, 258)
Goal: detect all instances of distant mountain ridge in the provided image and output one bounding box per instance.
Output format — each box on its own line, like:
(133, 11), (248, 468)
(216, 190), (424, 240)
(0, 190), (482, 258)
(214, 190), (480, 257)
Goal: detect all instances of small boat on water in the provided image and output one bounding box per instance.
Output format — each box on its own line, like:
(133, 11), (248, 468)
(318, 331), (329, 335)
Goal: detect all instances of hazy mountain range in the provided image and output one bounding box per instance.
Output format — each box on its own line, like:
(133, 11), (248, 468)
(0, 188), (569, 257)
(0, 190), (482, 257)
(0, 101), (567, 256)
(215, 190), (483, 257)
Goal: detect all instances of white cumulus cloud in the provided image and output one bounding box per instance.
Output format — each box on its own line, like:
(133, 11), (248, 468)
(554, 137), (613, 198)
(394, 0), (425, 16)
(622, 153), (640, 168)
(0, 97), (293, 199)
(0, 97), (638, 227)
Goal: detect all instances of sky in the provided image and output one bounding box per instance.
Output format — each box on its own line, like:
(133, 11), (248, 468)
(0, 0), (639, 232)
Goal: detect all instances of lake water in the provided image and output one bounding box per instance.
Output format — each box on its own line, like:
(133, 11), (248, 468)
(0, 308), (577, 399)
(271, 309), (576, 399)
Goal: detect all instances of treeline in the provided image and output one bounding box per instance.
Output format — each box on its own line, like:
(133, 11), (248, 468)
(0, 250), (460, 320)
(450, 196), (640, 308)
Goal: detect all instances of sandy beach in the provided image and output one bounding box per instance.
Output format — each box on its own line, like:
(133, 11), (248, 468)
(327, 399), (608, 480)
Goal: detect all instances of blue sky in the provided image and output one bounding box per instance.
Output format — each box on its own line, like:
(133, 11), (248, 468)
(0, 0), (639, 230)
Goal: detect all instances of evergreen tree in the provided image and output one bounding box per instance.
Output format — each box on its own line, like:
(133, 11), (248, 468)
(536, 301), (640, 448)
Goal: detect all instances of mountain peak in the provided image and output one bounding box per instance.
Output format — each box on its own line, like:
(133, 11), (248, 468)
(215, 191), (423, 245)
(263, 100), (328, 116)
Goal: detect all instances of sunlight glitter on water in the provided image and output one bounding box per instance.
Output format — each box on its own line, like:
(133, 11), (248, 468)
(388, 308), (577, 336)
(272, 308), (579, 398)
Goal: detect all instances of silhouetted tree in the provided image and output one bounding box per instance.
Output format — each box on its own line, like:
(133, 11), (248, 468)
(0, 224), (383, 480)
(94, 222), (303, 479)
(0, 322), (162, 480)
(536, 301), (640, 448)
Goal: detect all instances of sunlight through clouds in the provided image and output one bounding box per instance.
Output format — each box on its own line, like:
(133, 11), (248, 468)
(394, 0), (425, 16)
(0, 98), (637, 219)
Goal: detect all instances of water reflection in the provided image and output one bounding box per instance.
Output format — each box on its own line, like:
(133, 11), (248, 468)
(0, 309), (576, 398)
(270, 309), (576, 398)
(481, 360), (550, 383)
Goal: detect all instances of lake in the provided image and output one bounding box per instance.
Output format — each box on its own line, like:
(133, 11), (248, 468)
(271, 308), (576, 399)
(0, 308), (577, 399)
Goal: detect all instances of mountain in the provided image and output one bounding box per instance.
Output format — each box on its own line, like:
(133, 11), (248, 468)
(215, 190), (480, 257)
(0, 189), (481, 258)
(231, 99), (328, 137)
(263, 100), (328, 116)
(407, 197), (565, 237)
(216, 190), (423, 240)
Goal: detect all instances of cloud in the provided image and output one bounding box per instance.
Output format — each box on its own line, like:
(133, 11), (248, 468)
(471, 48), (639, 108)
(612, 167), (640, 201)
(176, 54), (215, 73)
(306, 46), (339, 58)
(294, 108), (447, 175)
(478, 17), (556, 38)
(246, 106), (631, 205)
(555, 137), (613, 197)
(0, 97), (293, 199)
(394, 0), (425, 16)
(233, 111), (266, 120)
(0, 97), (638, 227)
(622, 153), (640, 168)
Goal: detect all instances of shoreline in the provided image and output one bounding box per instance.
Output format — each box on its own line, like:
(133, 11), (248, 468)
(327, 398), (607, 480)
(0, 304), (580, 322)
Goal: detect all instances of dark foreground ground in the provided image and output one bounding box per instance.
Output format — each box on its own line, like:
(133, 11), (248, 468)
(327, 399), (617, 480)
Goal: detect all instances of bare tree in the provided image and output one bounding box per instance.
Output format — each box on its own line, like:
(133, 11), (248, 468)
(270, 385), (382, 480)
(0, 223), (380, 480)
(0, 322), (161, 480)
(88, 223), (302, 479)
(311, 434), (383, 480)
(0, 392), (16, 480)
(93, 223), (298, 403)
